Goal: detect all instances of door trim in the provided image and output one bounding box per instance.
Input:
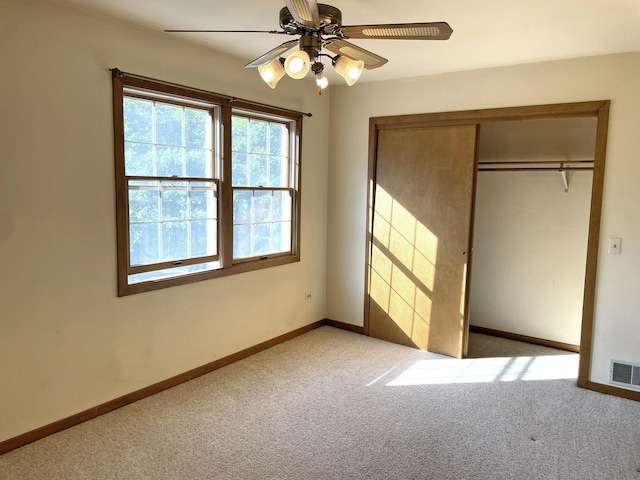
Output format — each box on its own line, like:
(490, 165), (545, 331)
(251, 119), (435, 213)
(364, 100), (610, 389)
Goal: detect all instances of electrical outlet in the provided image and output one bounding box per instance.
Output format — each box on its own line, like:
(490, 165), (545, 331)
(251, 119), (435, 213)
(608, 237), (621, 255)
(305, 293), (312, 300)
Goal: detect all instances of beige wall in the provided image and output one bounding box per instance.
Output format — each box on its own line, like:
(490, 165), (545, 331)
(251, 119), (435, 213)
(0, 0), (329, 442)
(327, 52), (640, 387)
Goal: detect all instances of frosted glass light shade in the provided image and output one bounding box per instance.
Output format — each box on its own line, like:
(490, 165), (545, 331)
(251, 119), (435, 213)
(334, 56), (364, 86)
(258, 58), (286, 89)
(284, 50), (311, 79)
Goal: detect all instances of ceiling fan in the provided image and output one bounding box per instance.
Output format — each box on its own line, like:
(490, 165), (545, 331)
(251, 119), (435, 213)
(166, 0), (452, 93)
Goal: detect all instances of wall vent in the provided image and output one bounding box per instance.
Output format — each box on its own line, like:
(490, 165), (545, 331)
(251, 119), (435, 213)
(610, 359), (640, 390)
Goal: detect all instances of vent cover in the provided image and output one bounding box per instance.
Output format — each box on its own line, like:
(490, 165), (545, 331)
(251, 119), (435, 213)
(610, 360), (640, 389)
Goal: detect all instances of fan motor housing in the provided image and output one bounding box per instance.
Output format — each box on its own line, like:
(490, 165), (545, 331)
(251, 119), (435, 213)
(279, 4), (342, 33)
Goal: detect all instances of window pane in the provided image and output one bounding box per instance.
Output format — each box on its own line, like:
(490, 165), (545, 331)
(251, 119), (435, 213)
(278, 222), (292, 252)
(162, 221), (188, 261)
(185, 108), (209, 148)
(130, 223), (160, 266)
(186, 148), (208, 178)
(253, 191), (272, 223)
(190, 189), (216, 220)
(249, 119), (268, 153)
(269, 156), (287, 187)
(273, 190), (292, 222)
(232, 152), (249, 186)
(233, 190), (252, 224)
(156, 146), (183, 177)
(232, 116), (292, 189)
(162, 188), (188, 221)
(127, 180), (217, 268)
(125, 143), (154, 176)
(155, 103), (183, 146)
(125, 97), (214, 181)
(124, 97), (153, 143)
(129, 189), (160, 223)
(269, 123), (287, 156)
(249, 154), (268, 187)
(233, 224), (252, 259)
(232, 116), (248, 151)
(253, 224), (271, 256)
(232, 188), (292, 260)
(191, 219), (217, 257)
(272, 222), (292, 253)
(129, 260), (219, 284)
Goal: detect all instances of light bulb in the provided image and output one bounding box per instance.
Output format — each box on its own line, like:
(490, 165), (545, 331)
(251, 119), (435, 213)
(316, 74), (328, 90)
(347, 66), (361, 81)
(289, 57), (305, 73)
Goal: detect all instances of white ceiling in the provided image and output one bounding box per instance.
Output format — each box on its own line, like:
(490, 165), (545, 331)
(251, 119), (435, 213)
(57, 0), (640, 83)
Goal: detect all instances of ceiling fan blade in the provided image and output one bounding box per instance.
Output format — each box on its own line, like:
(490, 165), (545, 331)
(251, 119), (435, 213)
(340, 22), (453, 40)
(324, 39), (388, 70)
(283, 0), (320, 29)
(244, 39), (299, 68)
(165, 29), (285, 34)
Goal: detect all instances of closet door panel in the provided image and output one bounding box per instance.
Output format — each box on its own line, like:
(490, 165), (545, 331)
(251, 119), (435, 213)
(368, 125), (477, 358)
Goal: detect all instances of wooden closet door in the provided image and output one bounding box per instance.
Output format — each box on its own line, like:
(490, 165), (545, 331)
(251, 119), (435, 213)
(367, 125), (478, 358)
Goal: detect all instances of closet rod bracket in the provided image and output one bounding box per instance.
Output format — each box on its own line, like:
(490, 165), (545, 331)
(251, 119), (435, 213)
(560, 164), (569, 193)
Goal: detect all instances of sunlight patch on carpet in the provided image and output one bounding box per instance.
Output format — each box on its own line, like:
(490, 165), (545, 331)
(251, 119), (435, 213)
(382, 355), (579, 386)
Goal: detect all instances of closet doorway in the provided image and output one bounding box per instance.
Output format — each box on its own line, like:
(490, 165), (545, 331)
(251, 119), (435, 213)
(364, 101), (610, 388)
(469, 117), (597, 351)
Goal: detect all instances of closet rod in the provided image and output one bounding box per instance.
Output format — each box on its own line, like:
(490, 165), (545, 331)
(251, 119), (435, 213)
(478, 160), (594, 172)
(478, 160), (593, 166)
(478, 166), (594, 172)
(477, 160), (594, 192)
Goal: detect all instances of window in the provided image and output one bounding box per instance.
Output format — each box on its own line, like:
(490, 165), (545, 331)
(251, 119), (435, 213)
(113, 72), (301, 295)
(124, 96), (219, 284)
(231, 115), (293, 261)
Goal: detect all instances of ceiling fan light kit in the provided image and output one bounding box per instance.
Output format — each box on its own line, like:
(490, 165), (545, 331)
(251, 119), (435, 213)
(258, 58), (286, 89)
(166, 1), (452, 94)
(284, 49), (311, 79)
(333, 55), (364, 86)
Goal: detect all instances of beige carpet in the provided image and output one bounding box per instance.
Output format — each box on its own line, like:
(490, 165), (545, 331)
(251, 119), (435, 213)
(1, 326), (639, 479)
